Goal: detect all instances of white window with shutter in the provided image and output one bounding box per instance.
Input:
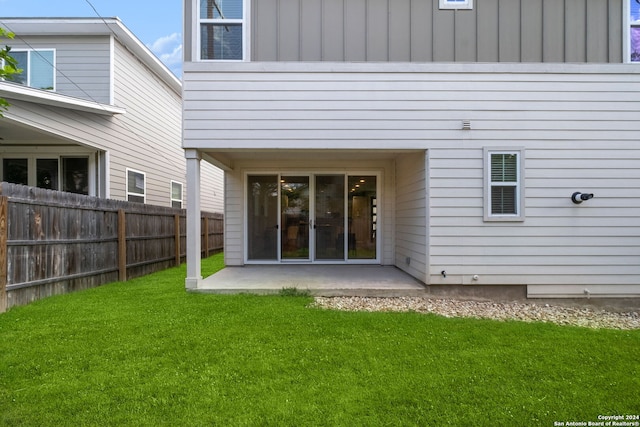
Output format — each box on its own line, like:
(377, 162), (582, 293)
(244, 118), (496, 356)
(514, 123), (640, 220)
(484, 148), (525, 222)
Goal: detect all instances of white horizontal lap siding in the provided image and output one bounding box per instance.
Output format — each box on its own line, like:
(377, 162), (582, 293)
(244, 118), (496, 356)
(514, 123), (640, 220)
(430, 146), (640, 291)
(183, 64), (640, 296)
(394, 153), (428, 283)
(183, 71), (476, 149)
(184, 69), (639, 145)
(55, 36), (111, 104)
(201, 163), (224, 213)
(5, 99), (116, 144)
(224, 171), (244, 265)
(425, 77), (640, 295)
(111, 41), (191, 207)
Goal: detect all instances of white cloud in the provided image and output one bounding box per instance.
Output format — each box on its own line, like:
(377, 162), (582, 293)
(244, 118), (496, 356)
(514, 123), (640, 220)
(147, 33), (182, 78)
(159, 44), (183, 65)
(148, 33), (181, 54)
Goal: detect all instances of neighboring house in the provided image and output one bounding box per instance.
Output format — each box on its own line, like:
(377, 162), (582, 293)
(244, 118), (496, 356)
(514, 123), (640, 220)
(182, 0), (640, 299)
(0, 17), (223, 212)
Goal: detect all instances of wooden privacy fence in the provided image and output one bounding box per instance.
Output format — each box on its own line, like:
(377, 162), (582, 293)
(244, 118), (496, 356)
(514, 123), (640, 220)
(0, 183), (223, 312)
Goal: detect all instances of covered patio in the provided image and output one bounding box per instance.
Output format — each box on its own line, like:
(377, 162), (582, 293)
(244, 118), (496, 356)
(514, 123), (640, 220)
(184, 149), (429, 291)
(190, 265), (428, 297)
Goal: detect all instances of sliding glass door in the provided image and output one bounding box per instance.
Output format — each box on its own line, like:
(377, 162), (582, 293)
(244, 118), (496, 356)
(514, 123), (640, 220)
(247, 175), (278, 260)
(315, 175), (345, 260)
(281, 176), (310, 260)
(247, 173), (377, 262)
(348, 176), (377, 260)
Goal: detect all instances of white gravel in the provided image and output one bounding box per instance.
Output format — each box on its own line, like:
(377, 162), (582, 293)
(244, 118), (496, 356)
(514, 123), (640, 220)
(311, 297), (640, 330)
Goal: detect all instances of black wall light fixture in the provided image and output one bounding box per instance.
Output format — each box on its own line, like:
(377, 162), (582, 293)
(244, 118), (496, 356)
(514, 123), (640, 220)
(571, 192), (594, 204)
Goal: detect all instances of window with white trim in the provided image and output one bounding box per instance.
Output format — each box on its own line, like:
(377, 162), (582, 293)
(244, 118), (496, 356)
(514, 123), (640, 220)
(630, 0), (640, 61)
(199, 0), (244, 60)
(127, 169), (146, 203)
(439, 0), (473, 10)
(484, 148), (524, 221)
(1, 155), (91, 194)
(171, 181), (183, 208)
(9, 49), (55, 90)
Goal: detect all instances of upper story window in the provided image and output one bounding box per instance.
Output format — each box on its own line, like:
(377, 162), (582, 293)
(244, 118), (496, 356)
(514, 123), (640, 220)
(631, 0), (640, 61)
(10, 49), (55, 90)
(439, 0), (473, 10)
(199, 0), (244, 60)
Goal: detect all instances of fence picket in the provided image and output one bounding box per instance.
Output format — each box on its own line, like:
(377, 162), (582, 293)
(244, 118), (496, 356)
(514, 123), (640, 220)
(0, 183), (223, 310)
(0, 196), (8, 313)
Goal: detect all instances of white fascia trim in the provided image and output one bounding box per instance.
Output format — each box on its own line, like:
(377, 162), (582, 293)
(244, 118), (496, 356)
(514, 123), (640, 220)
(109, 35), (115, 105)
(183, 61), (640, 74)
(103, 19), (182, 94)
(624, 0), (631, 63)
(0, 81), (126, 115)
(244, 0), (252, 61)
(191, 0), (199, 63)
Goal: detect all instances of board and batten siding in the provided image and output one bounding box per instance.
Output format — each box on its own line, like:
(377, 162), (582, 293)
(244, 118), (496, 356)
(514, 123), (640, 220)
(112, 40), (222, 211)
(183, 62), (640, 296)
(6, 35), (112, 104)
(247, 0), (622, 63)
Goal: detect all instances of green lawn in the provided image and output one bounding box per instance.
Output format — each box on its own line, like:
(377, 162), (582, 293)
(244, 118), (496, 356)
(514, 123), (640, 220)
(0, 253), (638, 426)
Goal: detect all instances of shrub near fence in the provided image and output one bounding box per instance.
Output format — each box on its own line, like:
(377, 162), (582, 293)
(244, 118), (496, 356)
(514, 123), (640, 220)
(0, 183), (223, 312)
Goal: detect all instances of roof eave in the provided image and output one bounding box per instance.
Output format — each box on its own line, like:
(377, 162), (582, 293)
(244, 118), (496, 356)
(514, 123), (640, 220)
(0, 81), (127, 115)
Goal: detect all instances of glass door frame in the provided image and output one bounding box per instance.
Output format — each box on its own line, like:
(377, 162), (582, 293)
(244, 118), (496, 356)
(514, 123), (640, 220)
(280, 173), (312, 262)
(244, 170), (381, 264)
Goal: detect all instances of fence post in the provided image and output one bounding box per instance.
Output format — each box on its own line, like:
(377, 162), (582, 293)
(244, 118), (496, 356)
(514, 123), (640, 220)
(174, 214), (181, 267)
(203, 215), (209, 258)
(0, 196), (7, 313)
(118, 209), (127, 281)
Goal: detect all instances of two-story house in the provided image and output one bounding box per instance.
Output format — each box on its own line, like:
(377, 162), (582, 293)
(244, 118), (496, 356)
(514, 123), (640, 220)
(0, 17), (222, 212)
(182, 0), (640, 299)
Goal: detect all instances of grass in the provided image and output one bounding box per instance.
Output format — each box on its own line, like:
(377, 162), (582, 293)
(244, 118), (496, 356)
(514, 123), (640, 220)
(0, 253), (638, 426)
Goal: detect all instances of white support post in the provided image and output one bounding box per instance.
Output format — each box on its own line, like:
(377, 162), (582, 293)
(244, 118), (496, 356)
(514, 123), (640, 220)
(185, 149), (202, 289)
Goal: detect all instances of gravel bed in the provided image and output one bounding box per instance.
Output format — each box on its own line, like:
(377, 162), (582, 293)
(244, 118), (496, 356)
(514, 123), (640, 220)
(311, 297), (640, 330)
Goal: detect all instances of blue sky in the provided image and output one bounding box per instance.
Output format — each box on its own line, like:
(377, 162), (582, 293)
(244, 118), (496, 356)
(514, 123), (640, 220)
(0, 0), (183, 77)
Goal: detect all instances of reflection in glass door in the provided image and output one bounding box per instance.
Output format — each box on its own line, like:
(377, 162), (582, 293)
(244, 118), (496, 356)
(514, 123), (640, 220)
(315, 175), (345, 260)
(281, 176), (310, 260)
(248, 173), (378, 263)
(348, 176), (377, 260)
(247, 175), (278, 260)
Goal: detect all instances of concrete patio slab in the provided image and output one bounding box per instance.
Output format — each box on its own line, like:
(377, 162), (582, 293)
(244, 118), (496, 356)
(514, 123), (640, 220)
(191, 265), (428, 297)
